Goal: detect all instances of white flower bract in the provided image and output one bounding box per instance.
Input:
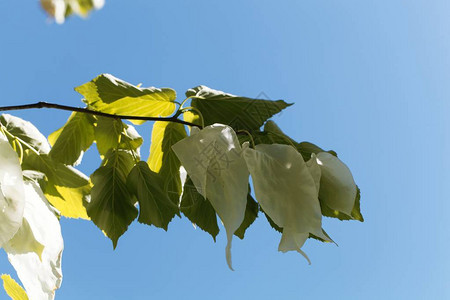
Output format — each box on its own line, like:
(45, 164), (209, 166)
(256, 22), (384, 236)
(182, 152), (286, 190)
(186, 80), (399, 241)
(243, 143), (329, 262)
(4, 181), (64, 300)
(316, 152), (357, 216)
(172, 124), (249, 270)
(0, 133), (25, 248)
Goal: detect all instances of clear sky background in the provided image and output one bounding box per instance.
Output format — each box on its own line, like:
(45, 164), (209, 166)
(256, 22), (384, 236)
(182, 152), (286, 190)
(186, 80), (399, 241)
(1, 1), (450, 299)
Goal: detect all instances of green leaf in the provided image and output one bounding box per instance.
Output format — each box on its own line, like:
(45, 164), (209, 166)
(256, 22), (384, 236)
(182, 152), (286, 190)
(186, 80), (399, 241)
(21, 151), (90, 220)
(40, 0), (104, 24)
(262, 207), (282, 233)
(94, 117), (124, 156)
(88, 149), (138, 248)
(119, 123), (143, 152)
(148, 121), (187, 206)
(94, 116), (143, 158)
(127, 162), (178, 230)
(75, 74), (177, 125)
(186, 86), (292, 130)
(234, 193), (258, 240)
(1, 274), (28, 300)
(0, 114), (50, 154)
(263, 121), (337, 161)
(180, 176), (219, 241)
(48, 112), (95, 165)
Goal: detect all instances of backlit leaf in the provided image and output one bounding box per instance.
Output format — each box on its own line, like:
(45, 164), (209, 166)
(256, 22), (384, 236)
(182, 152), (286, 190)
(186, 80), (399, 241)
(76, 74), (177, 125)
(21, 151), (90, 220)
(94, 116), (143, 158)
(186, 86), (292, 130)
(127, 162), (178, 230)
(88, 149), (137, 248)
(48, 112), (95, 165)
(148, 121), (187, 206)
(180, 176), (219, 241)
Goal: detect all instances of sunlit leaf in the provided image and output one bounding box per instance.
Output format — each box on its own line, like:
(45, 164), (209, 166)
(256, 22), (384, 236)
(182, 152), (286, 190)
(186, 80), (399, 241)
(243, 143), (329, 262)
(76, 74), (177, 125)
(263, 120), (336, 161)
(40, 0), (105, 24)
(186, 86), (292, 131)
(1, 274), (29, 300)
(48, 112), (95, 165)
(21, 151), (90, 220)
(88, 149), (137, 248)
(4, 181), (63, 300)
(172, 124), (249, 269)
(94, 116), (143, 158)
(148, 121), (187, 206)
(127, 162), (178, 230)
(0, 134), (25, 248)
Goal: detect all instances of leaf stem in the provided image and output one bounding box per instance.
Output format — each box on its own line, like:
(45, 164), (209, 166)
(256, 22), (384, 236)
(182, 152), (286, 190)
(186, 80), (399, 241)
(0, 102), (202, 128)
(180, 107), (205, 129)
(237, 130), (255, 148)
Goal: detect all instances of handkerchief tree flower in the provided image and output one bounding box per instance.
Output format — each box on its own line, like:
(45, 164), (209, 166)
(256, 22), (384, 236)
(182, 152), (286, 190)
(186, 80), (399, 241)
(0, 74), (363, 299)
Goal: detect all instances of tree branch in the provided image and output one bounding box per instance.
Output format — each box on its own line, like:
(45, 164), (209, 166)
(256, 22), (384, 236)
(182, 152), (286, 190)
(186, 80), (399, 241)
(0, 102), (202, 128)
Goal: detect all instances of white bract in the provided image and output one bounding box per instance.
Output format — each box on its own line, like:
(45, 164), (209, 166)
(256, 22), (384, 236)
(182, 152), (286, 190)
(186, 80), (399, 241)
(0, 132), (25, 248)
(243, 143), (329, 263)
(4, 181), (64, 300)
(316, 152), (357, 216)
(40, 0), (105, 24)
(172, 124), (248, 270)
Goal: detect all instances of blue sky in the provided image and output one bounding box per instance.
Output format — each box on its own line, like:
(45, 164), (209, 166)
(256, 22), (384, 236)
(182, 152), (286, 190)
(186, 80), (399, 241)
(1, 0), (450, 299)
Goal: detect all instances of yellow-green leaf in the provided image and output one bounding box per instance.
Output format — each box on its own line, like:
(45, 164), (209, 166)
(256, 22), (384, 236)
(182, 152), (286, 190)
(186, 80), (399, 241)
(148, 121), (187, 206)
(76, 74), (177, 125)
(48, 112), (95, 166)
(21, 151), (90, 220)
(1, 274), (28, 300)
(94, 116), (142, 157)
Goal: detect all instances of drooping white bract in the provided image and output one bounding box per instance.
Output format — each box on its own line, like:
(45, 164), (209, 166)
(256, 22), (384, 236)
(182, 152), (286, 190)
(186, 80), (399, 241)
(178, 166), (187, 206)
(172, 124), (248, 270)
(316, 152), (357, 216)
(4, 181), (64, 300)
(0, 132), (25, 248)
(243, 143), (329, 263)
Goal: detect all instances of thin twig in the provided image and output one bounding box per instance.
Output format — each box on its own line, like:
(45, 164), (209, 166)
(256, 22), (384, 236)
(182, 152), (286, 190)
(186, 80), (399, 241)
(0, 102), (202, 128)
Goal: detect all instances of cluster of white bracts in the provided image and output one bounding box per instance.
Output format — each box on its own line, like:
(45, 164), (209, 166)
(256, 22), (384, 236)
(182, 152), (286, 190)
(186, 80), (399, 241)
(40, 0), (105, 24)
(172, 124), (357, 269)
(0, 132), (63, 300)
